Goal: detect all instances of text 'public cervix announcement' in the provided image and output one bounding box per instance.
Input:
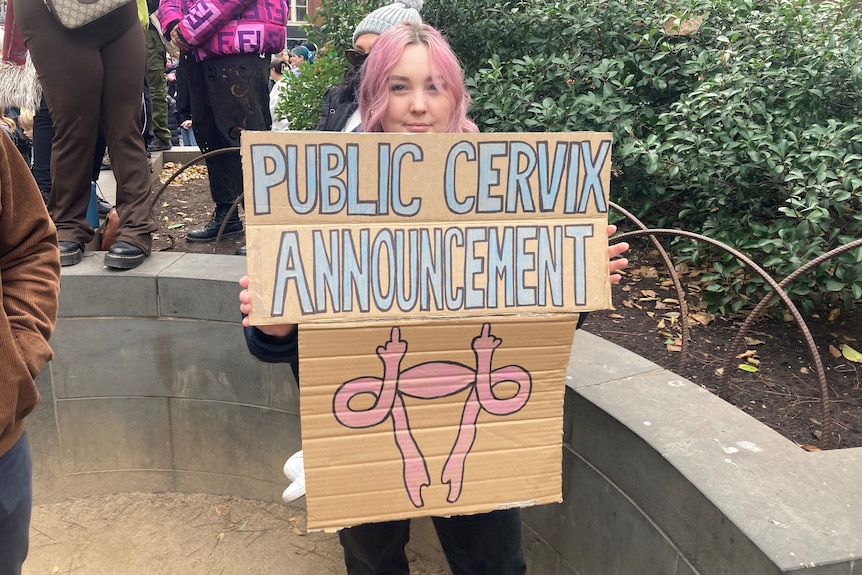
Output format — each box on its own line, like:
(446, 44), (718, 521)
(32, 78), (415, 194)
(241, 131), (613, 325)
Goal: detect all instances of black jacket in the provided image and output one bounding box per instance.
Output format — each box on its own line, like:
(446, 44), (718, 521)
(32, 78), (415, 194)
(315, 84), (357, 132)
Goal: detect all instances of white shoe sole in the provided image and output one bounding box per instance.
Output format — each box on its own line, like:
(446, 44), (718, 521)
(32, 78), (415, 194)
(283, 451), (304, 481)
(282, 478), (306, 503)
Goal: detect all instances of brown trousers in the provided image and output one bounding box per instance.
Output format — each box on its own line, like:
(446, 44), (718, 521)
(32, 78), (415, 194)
(13, 0), (156, 253)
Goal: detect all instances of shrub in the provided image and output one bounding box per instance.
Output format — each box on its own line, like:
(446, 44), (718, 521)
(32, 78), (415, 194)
(273, 0), (387, 130)
(273, 51), (346, 131)
(421, 0), (862, 314)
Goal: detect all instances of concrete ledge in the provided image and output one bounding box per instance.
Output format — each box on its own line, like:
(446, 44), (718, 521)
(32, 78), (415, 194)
(30, 253), (860, 574)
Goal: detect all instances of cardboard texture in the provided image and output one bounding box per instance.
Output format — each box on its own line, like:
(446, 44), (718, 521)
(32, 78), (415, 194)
(242, 131), (612, 325)
(299, 316), (579, 531)
(241, 131), (613, 531)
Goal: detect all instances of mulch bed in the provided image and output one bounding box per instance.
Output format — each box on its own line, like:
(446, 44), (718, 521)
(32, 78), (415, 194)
(151, 163), (862, 450)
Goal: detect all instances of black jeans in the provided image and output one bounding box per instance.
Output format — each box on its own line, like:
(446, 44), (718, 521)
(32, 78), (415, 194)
(186, 52), (270, 206)
(339, 508), (527, 575)
(31, 95), (53, 200)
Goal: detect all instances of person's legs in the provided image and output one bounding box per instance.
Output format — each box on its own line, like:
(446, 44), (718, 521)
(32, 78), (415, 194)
(15, 0), (105, 252)
(145, 25), (171, 150)
(31, 95), (53, 203)
(0, 432), (33, 575)
(432, 509), (527, 575)
(185, 53), (269, 242)
(339, 520), (411, 575)
(200, 52), (270, 205)
(142, 72), (154, 150)
(99, 9), (156, 257)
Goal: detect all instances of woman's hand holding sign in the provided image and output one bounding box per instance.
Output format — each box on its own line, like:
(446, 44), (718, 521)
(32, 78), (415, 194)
(607, 224), (629, 284)
(239, 275), (296, 338)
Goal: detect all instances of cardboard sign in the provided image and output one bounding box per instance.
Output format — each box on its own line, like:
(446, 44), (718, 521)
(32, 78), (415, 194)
(298, 316), (580, 531)
(241, 131), (613, 531)
(242, 131), (612, 325)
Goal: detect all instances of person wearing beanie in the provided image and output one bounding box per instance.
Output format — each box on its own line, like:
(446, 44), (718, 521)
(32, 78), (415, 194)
(316, 0), (424, 132)
(352, 0), (424, 46)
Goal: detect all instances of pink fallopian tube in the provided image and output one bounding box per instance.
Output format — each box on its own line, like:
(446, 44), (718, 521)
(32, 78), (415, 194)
(333, 323), (532, 507)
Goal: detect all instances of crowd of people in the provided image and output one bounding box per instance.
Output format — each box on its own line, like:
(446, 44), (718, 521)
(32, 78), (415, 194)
(1, 0), (629, 573)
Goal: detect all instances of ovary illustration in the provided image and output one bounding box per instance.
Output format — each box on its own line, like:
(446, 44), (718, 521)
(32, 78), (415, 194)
(332, 323), (532, 508)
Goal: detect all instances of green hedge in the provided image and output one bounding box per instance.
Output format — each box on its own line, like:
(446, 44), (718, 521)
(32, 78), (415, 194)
(297, 0), (862, 314)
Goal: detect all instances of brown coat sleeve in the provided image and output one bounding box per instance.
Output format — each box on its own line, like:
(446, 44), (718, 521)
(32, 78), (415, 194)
(0, 128), (60, 456)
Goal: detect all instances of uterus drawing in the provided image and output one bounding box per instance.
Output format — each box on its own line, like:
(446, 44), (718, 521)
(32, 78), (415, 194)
(332, 323), (532, 508)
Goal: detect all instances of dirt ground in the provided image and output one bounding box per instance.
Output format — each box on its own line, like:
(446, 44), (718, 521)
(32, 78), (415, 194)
(149, 161), (861, 451)
(25, 493), (447, 575)
(26, 161), (857, 574)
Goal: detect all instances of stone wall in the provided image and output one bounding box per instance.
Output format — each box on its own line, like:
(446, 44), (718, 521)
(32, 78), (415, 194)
(29, 252), (861, 574)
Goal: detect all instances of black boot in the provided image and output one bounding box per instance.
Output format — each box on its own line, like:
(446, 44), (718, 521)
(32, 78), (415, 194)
(186, 203), (244, 243)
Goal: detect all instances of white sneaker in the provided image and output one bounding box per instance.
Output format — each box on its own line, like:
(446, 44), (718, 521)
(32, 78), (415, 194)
(283, 450), (304, 481)
(282, 450), (306, 503)
(282, 477), (306, 503)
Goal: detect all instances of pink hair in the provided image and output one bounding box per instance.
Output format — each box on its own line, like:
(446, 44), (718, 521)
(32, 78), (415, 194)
(359, 23), (478, 134)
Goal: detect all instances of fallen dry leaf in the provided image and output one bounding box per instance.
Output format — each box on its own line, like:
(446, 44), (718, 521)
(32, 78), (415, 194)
(735, 349), (758, 359)
(829, 344), (842, 358)
(689, 312), (714, 326)
(743, 337), (765, 346)
(827, 308), (841, 321)
(608, 313), (626, 319)
(841, 344), (862, 363)
(632, 266), (659, 279)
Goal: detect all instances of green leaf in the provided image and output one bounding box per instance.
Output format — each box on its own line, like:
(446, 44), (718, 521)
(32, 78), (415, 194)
(737, 364), (759, 373)
(841, 344), (862, 363)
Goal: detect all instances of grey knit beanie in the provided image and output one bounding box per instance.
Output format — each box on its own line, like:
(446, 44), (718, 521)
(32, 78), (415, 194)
(352, 0), (424, 45)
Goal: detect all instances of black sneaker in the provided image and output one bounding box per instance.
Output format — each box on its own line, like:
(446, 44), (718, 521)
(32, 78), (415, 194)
(147, 139), (172, 152)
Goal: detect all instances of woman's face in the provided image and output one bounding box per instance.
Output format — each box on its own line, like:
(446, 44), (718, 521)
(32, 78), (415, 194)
(289, 53), (303, 67)
(380, 44), (453, 134)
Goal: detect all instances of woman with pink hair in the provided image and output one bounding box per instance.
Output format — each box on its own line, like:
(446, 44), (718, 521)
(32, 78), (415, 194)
(358, 22), (477, 136)
(239, 21), (629, 574)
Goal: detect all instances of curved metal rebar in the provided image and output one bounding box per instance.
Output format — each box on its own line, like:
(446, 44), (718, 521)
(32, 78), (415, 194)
(610, 201), (691, 368)
(613, 228), (834, 446)
(150, 147), (243, 253)
(723, 237), (862, 447)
